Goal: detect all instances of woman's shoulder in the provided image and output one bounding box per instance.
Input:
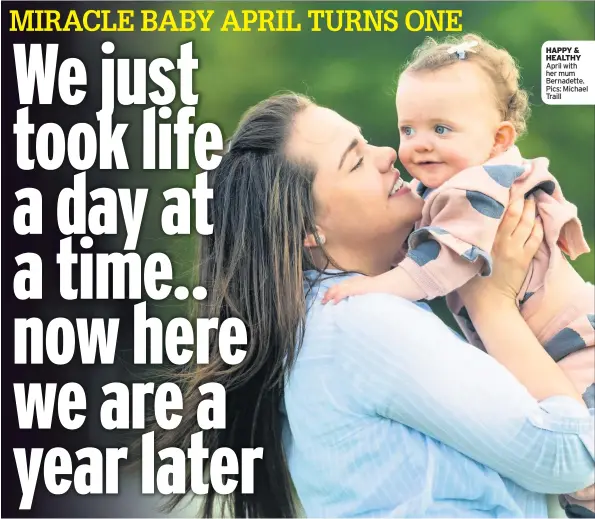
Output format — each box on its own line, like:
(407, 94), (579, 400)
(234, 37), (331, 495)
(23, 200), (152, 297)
(305, 271), (448, 346)
(334, 292), (434, 325)
(331, 294), (448, 350)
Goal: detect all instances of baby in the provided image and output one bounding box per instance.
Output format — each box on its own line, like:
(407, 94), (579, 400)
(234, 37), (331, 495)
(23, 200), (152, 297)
(323, 34), (595, 516)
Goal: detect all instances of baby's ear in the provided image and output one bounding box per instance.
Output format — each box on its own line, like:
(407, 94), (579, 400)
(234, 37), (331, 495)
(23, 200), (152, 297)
(492, 122), (516, 156)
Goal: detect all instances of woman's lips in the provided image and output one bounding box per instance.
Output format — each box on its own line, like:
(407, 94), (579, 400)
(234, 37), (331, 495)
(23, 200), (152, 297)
(393, 185), (411, 197)
(389, 183), (411, 198)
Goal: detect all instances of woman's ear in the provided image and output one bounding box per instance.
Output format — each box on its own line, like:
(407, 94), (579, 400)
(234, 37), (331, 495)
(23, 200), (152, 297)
(491, 121), (516, 156)
(304, 227), (326, 248)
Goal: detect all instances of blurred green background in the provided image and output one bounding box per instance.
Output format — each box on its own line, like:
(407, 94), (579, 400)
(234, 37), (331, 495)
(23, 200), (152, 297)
(105, 1), (594, 330)
(84, 3), (593, 517)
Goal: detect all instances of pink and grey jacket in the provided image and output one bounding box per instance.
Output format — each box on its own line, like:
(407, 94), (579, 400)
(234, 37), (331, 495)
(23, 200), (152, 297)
(400, 145), (595, 512)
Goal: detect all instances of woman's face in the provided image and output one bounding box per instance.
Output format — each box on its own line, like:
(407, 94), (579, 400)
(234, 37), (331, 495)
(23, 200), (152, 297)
(289, 105), (424, 273)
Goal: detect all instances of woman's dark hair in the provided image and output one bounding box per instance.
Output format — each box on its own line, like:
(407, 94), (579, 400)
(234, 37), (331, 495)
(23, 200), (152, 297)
(154, 92), (335, 517)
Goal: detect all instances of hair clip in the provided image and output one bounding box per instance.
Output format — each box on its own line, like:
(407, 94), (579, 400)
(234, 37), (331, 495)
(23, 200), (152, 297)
(447, 40), (479, 60)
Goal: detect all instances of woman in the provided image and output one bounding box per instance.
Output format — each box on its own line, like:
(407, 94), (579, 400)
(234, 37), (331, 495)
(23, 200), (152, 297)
(157, 93), (594, 518)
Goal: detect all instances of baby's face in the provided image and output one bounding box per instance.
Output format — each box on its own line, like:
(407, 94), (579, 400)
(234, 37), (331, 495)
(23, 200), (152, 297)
(396, 62), (502, 189)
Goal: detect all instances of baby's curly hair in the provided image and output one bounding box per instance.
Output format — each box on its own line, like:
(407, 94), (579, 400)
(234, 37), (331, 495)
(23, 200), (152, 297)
(401, 34), (531, 137)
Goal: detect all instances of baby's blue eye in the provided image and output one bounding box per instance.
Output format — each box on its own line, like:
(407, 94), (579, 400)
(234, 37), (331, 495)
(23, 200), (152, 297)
(401, 127), (415, 136)
(435, 125), (451, 135)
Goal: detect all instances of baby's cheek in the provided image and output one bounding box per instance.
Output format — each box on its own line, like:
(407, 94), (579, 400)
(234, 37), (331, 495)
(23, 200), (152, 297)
(448, 149), (475, 172)
(399, 155), (415, 178)
(398, 142), (411, 161)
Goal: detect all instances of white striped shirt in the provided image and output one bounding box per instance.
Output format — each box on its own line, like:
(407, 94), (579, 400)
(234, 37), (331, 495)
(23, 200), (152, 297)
(282, 271), (595, 517)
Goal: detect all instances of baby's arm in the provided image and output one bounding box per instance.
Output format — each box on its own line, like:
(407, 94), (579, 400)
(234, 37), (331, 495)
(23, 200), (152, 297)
(322, 266), (427, 304)
(324, 180), (510, 303)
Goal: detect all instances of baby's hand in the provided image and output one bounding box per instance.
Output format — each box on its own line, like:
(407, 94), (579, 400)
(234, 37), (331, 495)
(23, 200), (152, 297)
(322, 275), (386, 304)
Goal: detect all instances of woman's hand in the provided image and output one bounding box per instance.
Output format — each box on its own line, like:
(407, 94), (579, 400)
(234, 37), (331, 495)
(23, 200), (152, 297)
(459, 197), (544, 306)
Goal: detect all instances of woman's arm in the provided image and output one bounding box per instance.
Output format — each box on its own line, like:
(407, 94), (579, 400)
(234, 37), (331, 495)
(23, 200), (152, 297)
(462, 297), (585, 404)
(458, 197), (585, 404)
(333, 294), (594, 495)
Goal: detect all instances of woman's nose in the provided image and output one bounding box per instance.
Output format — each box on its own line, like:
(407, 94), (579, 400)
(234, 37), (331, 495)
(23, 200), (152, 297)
(374, 146), (397, 172)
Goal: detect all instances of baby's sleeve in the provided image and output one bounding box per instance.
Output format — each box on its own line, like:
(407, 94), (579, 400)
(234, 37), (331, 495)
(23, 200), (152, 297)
(399, 165), (525, 300)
